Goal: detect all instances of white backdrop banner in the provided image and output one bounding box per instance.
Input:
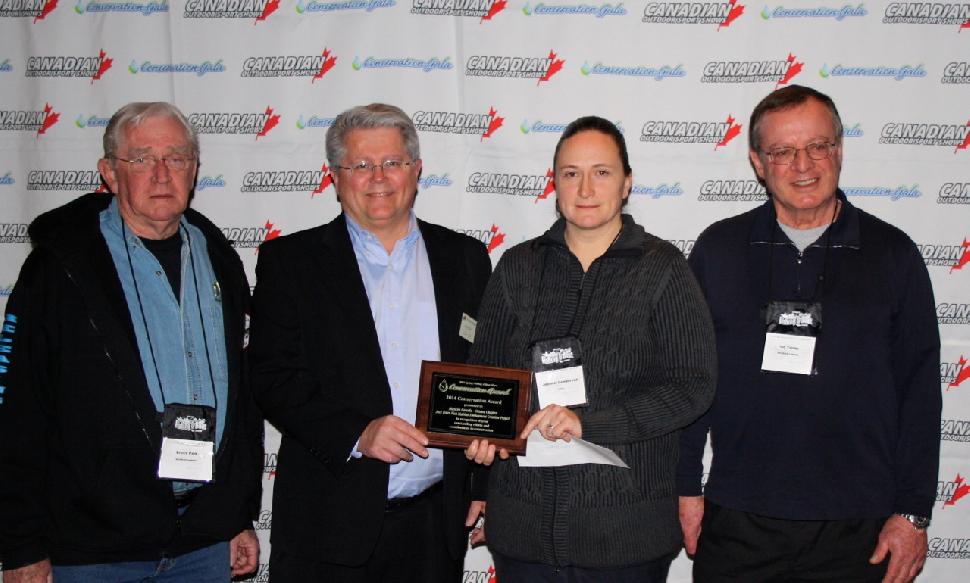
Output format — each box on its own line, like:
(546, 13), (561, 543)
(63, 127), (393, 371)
(1, 1), (969, 581)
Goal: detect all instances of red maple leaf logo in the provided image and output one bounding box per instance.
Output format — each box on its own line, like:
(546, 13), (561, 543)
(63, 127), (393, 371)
(482, 107), (504, 140)
(95, 180), (107, 193)
(256, 106), (280, 140)
(960, 18), (970, 31)
(487, 565), (497, 583)
(34, 0), (57, 22)
(718, 0), (744, 30)
(264, 220), (282, 242)
(312, 48), (338, 83)
(91, 49), (112, 84)
(776, 53), (803, 88)
(538, 50), (565, 85)
(37, 103), (60, 136)
(255, 0), (279, 22)
(255, 220), (283, 253)
(715, 114), (742, 150)
(481, 0), (506, 22)
(311, 163), (334, 197)
(955, 120), (970, 153)
(486, 224), (506, 253)
(944, 473), (970, 508)
(536, 168), (555, 203)
(950, 356), (970, 390)
(951, 239), (970, 273)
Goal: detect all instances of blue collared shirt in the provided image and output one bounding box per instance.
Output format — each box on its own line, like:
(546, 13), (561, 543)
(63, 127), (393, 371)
(100, 199), (228, 493)
(345, 212), (442, 498)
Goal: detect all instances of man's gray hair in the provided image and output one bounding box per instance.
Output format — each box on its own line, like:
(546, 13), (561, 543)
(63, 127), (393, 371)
(103, 102), (199, 161)
(325, 103), (420, 166)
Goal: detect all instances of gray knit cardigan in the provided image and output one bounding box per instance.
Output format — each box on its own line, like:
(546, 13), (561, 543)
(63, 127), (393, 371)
(471, 214), (717, 568)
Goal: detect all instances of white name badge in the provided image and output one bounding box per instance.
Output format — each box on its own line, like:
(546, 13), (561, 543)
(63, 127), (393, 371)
(761, 332), (816, 375)
(459, 312), (477, 343)
(158, 437), (214, 482)
(535, 366), (588, 409)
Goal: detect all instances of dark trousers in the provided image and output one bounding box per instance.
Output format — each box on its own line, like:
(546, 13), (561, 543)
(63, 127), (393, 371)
(492, 551), (675, 583)
(693, 501), (890, 582)
(268, 486), (460, 583)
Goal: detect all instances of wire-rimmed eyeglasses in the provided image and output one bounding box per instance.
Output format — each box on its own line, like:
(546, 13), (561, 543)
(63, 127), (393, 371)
(762, 142), (837, 166)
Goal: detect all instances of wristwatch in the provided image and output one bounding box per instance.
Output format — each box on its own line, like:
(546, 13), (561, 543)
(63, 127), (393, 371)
(896, 513), (931, 530)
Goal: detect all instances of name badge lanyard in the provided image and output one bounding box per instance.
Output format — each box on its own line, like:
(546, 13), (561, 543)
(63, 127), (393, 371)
(761, 199), (839, 376)
(123, 221), (220, 482)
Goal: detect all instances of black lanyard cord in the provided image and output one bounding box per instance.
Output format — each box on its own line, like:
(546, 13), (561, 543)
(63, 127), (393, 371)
(123, 220), (167, 408)
(766, 199), (839, 303)
(184, 226), (220, 416)
(122, 221), (218, 411)
(813, 199), (839, 302)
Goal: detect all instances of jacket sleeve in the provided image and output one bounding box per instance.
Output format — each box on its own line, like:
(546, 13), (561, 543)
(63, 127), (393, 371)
(469, 260), (517, 370)
(462, 240), (494, 502)
(578, 251), (717, 446)
(676, 237), (715, 496)
(235, 265), (264, 530)
(466, 239), (493, 327)
(465, 258), (518, 502)
(228, 360), (263, 532)
(0, 250), (57, 570)
(890, 242), (941, 518)
(248, 241), (372, 476)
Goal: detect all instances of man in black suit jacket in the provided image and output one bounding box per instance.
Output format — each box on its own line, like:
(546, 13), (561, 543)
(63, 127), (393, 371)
(249, 103), (491, 582)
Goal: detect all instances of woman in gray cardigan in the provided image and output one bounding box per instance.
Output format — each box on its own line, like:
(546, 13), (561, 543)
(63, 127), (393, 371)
(464, 116), (717, 582)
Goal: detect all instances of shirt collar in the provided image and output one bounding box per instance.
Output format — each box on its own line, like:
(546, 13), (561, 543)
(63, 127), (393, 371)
(344, 211), (421, 269)
(750, 189), (860, 249)
(102, 196), (188, 247)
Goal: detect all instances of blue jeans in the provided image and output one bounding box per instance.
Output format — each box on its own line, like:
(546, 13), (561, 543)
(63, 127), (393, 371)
(52, 541), (230, 583)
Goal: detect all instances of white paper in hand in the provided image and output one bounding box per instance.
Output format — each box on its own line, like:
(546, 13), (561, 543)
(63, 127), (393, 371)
(517, 430), (628, 468)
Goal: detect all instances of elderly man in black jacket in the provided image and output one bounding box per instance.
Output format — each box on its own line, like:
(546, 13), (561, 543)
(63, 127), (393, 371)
(0, 102), (262, 582)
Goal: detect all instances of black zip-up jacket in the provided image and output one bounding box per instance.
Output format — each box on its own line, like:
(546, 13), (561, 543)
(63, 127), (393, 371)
(471, 216), (717, 568)
(0, 193), (262, 569)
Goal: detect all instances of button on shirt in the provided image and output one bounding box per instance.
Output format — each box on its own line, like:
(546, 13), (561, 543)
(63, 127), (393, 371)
(346, 212), (442, 498)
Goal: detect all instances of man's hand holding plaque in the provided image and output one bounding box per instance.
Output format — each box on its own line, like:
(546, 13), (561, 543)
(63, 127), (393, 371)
(358, 415), (430, 464)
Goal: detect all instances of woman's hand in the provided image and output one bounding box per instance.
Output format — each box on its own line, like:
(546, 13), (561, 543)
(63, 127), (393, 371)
(521, 404), (583, 442)
(465, 438), (510, 466)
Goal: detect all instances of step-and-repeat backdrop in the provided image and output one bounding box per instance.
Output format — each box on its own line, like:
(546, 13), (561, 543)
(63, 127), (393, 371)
(2, 1), (968, 581)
